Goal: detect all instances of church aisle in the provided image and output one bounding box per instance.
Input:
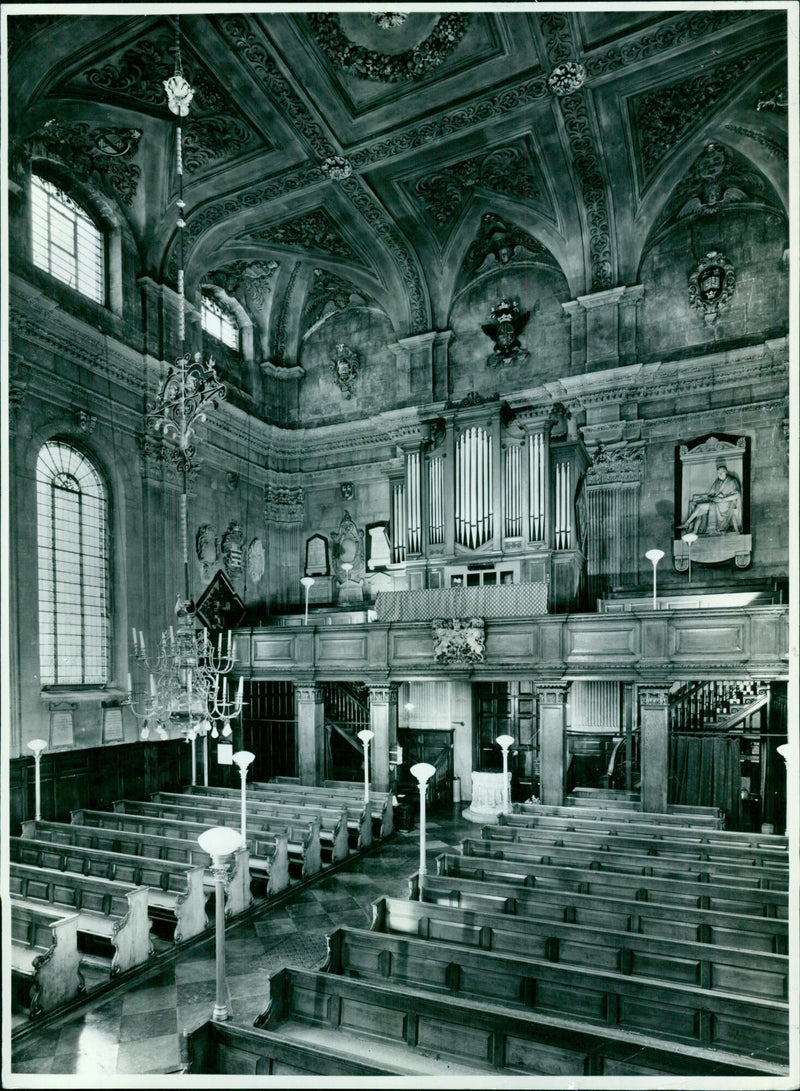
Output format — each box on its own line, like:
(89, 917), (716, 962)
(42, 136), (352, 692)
(11, 809), (473, 1077)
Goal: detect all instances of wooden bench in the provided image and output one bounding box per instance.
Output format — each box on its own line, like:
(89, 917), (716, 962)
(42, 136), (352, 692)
(514, 802), (724, 829)
(250, 966), (784, 1077)
(371, 896), (788, 1000)
(157, 789), (349, 863)
(9, 861), (152, 976)
(186, 784), (372, 851)
(11, 835), (207, 942)
(501, 811), (788, 850)
(270, 777), (394, 838)
(67, 811), (260, 914)
(484, 822), (789, 870)
(414, 872), (788, 955)
(11, 899), (84, 1016)
(113, 798), (321, 879)
(436, 852), (788, 919)
(460, 837), (789, 891)
(182, 1018), (401, 1076)
(324, 926), (789, 1063)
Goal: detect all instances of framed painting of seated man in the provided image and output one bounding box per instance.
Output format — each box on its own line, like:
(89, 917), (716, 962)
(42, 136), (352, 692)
(673, 434), (751, 570)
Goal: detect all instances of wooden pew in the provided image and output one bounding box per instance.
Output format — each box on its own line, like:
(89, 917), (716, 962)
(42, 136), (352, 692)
(501, 811), (788, 850)
(270, 777), (394, 838)
(184, 784), (372, 851)
(9, 862), (152, 976)
(414, 873), (788, 955)
(249, 966), (784, 1077)
(514, 802), (724, 829)
(323, 927), (789, 1063)
(11, 835), (207, 942)
(484, 822), (789, 870)
(566, 796), (723, 820)
(436, 852), (788, 918)
(183, 1019), (402, 1076)
(11, 900), (84, 1016)
(68, 811), (259, 914)
(371, 896), (788, 1000)
(156, 789), (349, 863)
(460, 837), (789, 891)
(113, 798), (322, 879)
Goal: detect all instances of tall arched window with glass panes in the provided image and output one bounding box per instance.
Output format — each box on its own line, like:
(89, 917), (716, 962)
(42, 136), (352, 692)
(36, 441), (110, 686)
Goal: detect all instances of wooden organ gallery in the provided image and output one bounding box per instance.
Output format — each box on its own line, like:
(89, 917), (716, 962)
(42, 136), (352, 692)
(3, 4), (797, 1086)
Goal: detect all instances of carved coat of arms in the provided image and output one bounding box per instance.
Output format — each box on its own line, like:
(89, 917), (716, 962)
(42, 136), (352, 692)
(432, 617), (486, 665)
(688, 251), (736, 325)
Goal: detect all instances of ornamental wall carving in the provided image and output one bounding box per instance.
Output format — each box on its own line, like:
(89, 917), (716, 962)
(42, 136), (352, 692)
(242, 208), (360, 263)
(25, 121), (142, 205)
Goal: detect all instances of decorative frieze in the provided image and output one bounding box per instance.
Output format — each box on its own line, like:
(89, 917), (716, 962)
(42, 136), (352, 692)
(639, 686), (670, 707)
(536, 683), (569, 705)
(295, 684), (323, 704)
(368, 683), (398, 706)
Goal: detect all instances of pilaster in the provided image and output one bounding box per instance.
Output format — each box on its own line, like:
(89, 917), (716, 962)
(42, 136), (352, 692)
(537, 683), (569, 806)
(295, 683), (325, 786)
(639, 685), (670, 814)
(368, 682), (398, 792)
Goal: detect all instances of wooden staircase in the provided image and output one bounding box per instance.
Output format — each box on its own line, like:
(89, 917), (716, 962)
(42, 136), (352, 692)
(669, 679), (769, 734)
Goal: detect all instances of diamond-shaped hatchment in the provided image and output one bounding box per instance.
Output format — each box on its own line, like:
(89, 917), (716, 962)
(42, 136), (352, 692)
(194, 570), (244, 631)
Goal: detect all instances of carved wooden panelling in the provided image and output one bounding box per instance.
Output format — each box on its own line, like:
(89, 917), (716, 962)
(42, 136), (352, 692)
(316, 634), (368, 664)
(251, 635), (297, 664)
(671, 623), (745, 658)
(486, 628), (538, 662)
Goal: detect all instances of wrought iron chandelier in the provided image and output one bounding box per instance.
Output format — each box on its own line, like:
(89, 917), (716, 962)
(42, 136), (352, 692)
(127, 17), (242, 765)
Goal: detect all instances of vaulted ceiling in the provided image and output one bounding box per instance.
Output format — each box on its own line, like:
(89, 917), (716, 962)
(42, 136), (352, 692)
(9, 9), (789, 343)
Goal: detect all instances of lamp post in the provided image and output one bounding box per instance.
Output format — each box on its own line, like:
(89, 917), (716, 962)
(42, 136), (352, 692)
(197, 826), (244, 1021)
(496, 734), (515, 814)
(410, 762), (436, 897)
(232, 750), (256, 848)
(300, 576), (315, 626)
(645, 548), (665, 610)
(776, 744), (791, 836)
(357, 729), (374, 806)
(27, 739), (47, 822)
(682, 532), (698, 585)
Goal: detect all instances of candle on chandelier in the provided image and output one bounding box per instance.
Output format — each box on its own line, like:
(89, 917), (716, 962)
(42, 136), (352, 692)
(237, 676), (244, 707)
(139, 631), (146, 656)
(127, 672), (133, 694)
(217, 632), (223, 655)
(131, 628), (138, 652)
(169, 626), (175, 646)
(149, 673), (157, 697)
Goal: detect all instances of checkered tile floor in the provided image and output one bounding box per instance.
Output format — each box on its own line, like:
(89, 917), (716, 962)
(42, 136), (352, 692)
(9, 808), (475, 1078)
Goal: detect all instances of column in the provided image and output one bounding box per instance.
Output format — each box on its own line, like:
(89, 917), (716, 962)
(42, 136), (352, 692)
(295, 683), (324, 786)
(639, 685), (670, 814)
(265, 483), (305, 611)
(368, 683), (398, 792)
(537, 684), (569, 806)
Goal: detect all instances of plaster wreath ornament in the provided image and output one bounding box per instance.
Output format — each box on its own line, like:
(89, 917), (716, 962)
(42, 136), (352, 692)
(331, 343), (360, 398)
(547, 61), (587, 96)
(371, 13), (409, 30)
(321, 155), (353, 181)
(688, 251), (736, 326)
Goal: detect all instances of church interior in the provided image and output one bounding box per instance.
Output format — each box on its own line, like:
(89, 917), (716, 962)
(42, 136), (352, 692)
(3, 4), (797, 1085)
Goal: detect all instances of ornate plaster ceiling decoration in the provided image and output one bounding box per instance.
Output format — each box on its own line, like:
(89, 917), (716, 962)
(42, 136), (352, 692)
(8, 7), (787, 364)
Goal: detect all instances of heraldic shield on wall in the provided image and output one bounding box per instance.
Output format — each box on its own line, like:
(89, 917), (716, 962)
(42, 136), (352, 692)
(432, 618), (486, 664)
(673, 434), (751, 570)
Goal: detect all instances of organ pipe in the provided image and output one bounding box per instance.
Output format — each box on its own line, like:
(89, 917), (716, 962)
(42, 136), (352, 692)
(428, 457), (445, 545)
(391, 481), (406, 563)
(455, 426), (493, 549)
(528, 432), (545, 541)
(406, 450), (421, 554)
(504, 444), (522, 538)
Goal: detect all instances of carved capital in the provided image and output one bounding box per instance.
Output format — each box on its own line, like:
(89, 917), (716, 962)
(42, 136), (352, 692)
(368, 683), (398, 706)
(265, 484), (305, 524)
(585, 441), (646, 485)
(295, 684), (323, 705)
(639, 686), (670, 708)
(536, 683), (570, 705)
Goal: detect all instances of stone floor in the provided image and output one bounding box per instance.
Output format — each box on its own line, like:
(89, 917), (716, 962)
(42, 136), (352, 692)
(9, 807), (475, 1080)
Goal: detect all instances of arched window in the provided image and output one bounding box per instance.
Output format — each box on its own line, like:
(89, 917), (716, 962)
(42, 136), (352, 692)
(36, 441), (110, 686)
(201, 293), (240, 351)
(30, 174), (105, 304)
